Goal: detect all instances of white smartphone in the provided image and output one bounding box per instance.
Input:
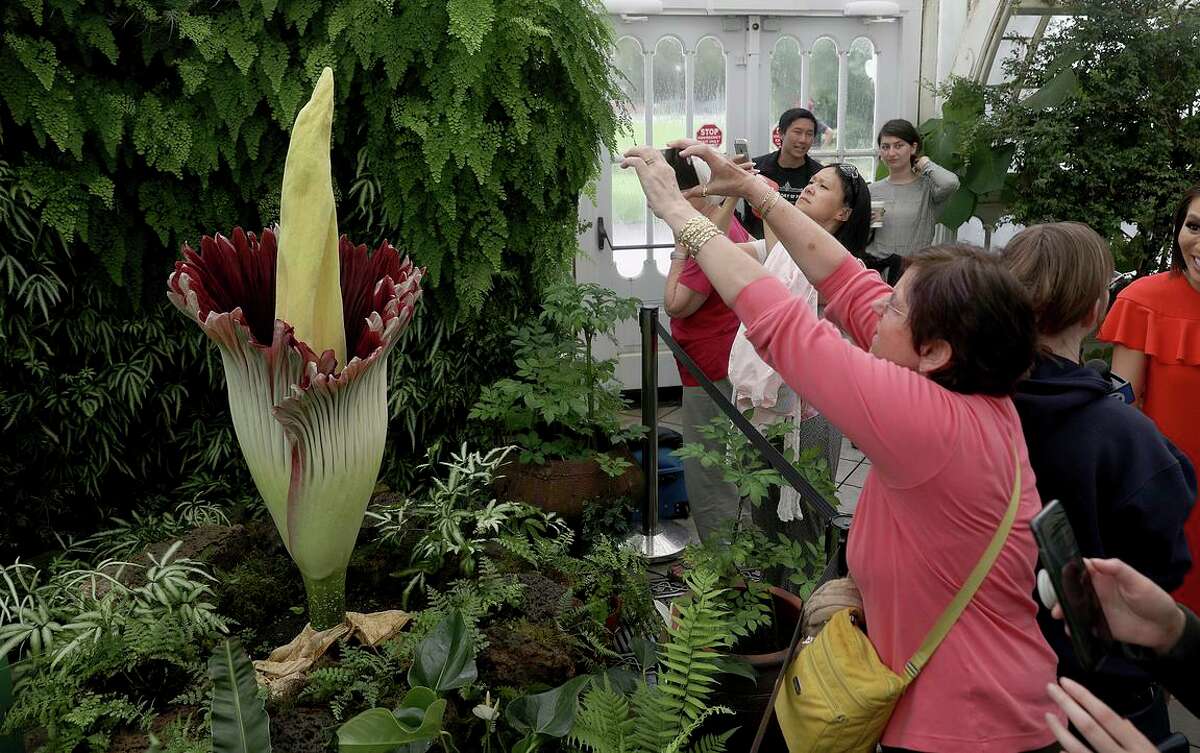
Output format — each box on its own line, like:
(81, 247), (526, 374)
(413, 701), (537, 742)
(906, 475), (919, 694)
(734, 138), (750, 159)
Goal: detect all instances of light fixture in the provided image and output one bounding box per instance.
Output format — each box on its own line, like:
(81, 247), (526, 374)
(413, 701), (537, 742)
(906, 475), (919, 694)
(843, 0), (901, 22)
(602, 0), (664, 14)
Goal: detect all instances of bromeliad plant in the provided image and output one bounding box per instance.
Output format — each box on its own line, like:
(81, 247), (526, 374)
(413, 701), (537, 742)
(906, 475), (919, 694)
(167, 68), (422, 630)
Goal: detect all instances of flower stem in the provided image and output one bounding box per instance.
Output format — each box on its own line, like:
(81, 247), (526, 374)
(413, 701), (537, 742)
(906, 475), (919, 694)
(303, 570), (347, 631)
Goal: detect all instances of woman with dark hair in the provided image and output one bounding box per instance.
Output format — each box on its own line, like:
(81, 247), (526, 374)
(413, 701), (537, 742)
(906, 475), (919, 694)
(726, 163), (871, 542)
(867, 118), (960, 284)
(1100, 186), (1200, 612)
(626, 138), (1061, 752)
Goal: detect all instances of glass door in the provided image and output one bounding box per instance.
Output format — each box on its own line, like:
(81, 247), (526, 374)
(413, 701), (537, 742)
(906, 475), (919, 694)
(589, 15), (748, 387)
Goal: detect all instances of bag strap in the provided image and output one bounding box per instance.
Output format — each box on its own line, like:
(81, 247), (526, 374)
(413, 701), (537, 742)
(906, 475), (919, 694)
(903, 445), (1022, 680)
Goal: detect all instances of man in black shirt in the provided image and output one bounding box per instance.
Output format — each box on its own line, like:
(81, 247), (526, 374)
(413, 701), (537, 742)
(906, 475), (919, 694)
(740, 107), (823, 238)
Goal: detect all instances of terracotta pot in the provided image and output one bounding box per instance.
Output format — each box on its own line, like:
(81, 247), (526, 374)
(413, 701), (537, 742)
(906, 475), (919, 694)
(710, 585), (804, 752)
(492, 449), (644, 523)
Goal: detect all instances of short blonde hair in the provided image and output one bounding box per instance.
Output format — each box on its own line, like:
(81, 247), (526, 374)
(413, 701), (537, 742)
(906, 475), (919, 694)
(1002, 222), (1114, 336)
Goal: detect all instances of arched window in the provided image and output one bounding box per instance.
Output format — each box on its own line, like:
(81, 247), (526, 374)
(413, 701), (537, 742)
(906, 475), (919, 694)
(611, 36), (646, 278)
(809, 37), (839, 149)
(770, 35), (804, 140)
(650, 36), (688, 262)
(846, 36), (878, 176)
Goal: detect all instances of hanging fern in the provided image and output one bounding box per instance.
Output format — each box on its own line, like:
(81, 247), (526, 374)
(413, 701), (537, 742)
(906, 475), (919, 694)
(0, 0), (625, 552)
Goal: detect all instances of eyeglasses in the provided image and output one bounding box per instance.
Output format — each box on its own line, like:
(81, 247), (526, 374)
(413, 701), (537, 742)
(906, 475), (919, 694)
(836, 163), (861, 178)
(883, 292), (907, 319)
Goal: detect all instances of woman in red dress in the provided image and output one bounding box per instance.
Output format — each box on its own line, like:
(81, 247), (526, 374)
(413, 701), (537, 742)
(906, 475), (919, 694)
(1101, 186), (1200, 610)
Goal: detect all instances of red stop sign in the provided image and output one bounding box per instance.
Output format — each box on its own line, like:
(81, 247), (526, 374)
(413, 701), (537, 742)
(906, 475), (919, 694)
(696, 123), (723, 147)
(772, 126), (783, 148)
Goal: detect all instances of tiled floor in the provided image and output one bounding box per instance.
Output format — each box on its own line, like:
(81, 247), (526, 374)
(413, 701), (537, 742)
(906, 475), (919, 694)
(834, 436), (867, 513)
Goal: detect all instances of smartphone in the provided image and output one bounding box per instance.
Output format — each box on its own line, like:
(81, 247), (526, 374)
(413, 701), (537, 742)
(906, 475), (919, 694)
(660, 147), (700, 190)
(734, 138), (750, 160)
(1030, 500), (1114, 672)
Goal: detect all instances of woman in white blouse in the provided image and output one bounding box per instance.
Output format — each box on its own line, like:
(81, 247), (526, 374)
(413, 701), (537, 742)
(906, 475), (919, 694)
(727, 162), (871, 547)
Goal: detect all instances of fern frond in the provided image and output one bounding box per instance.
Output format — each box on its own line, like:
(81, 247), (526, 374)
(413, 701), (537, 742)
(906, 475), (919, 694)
(569, 677), (635, 753)
(684, 726), (737, 753)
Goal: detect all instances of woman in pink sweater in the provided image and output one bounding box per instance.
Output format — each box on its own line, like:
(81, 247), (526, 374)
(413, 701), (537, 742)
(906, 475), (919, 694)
(623, 141), (1063, 752)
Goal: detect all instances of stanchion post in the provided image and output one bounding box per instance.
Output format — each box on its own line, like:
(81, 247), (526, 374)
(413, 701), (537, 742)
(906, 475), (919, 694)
(641, 305), (659, 539)
(626, 305), (688, 562)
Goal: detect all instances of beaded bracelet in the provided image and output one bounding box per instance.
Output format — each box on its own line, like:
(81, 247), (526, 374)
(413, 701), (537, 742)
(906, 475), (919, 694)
(756, 189), (782, 219)
(675, 215), (722, 259)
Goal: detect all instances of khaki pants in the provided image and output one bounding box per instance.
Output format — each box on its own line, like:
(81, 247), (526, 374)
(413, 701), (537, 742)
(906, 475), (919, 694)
(680, 380), (742, 543)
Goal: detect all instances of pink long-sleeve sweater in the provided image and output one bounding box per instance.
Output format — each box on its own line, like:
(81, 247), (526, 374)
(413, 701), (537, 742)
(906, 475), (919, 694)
(734, 256), (1063, 752)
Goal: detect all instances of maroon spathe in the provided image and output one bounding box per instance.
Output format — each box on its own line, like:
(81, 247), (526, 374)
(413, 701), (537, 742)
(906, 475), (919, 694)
(168, 227), (422, 380)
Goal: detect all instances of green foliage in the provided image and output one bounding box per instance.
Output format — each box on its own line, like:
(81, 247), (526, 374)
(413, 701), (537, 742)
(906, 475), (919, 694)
(302, 642), (406, 722)
(146, 714), (210, 753)
(209, 639), (272, 753)
(504, 675), (590, 753)
(553, 537), (657, 658)
(956, 0), (1200, 272)
(391, 444), (572, 606)
(674, 415), (838, 514)
(336, 687), (446, 753)
(0, 540), (226, 749)
(569, 569), (736, 753)
(470, 281), (643, 465)
(338, 611), (480, 752)
(676, 416), (830, 637)
(78, 498), (232, 559)
(685, 519), (824, 641)
(0, 654), (18, 753)
(408, 611), (477, 694)
(0, 0), (624, 553)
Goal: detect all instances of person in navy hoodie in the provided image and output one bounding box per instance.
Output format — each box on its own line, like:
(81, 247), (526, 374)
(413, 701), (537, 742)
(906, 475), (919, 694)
(1003, 222), (1196, 744)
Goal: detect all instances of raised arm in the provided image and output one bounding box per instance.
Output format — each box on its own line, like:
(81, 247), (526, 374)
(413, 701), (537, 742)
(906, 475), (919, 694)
(621, 144), (957, 485)
(917, 156), (960, 206)
(671, 140), (852, 290)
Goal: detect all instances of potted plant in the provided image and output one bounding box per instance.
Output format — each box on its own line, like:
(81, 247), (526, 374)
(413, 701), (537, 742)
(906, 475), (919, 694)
(676, 415), (836, 749)
(469, 281), (645, 522)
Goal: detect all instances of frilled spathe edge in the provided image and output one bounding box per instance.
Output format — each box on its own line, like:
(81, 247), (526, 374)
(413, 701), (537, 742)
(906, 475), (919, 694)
(167, 227), (423, 380)
(1100, 296), (1200, 367)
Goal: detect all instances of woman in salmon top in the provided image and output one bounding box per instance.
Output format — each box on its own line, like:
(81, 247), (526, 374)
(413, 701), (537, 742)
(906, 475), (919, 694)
(621, 139), (1062, 752)
(1101, 186), (1200, 611)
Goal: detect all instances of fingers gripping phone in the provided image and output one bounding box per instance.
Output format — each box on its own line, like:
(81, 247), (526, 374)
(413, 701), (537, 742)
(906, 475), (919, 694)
(1030, 500), (1115, 672)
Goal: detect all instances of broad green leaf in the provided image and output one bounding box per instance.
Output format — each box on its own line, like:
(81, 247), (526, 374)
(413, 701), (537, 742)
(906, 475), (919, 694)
(336, 691), (446, 753)
(712, 655), (757, 682)
(505, 675), (590, 738)
(1022, 67), (1079, 111)
(631, 636), (657, 671)
(920, 118), (963, 172)
(874, 159), (889, 182)
(936, 187), (978, 230)
(0, 653), (21, 753)
(209, 639), (272, 753)
(964, 144), (1016, 197)
(407, 611), (477, 692)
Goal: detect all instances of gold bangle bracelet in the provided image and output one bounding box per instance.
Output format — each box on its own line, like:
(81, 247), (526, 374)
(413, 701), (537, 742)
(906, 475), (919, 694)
(675, 215), (721, 259)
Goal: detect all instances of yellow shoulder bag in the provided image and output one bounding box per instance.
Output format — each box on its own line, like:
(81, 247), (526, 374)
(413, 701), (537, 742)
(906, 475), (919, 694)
(768, 455), (1022, 753)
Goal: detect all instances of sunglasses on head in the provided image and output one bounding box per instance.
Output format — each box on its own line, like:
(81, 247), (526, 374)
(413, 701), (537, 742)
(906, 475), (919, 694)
(829, 163), (862, 208)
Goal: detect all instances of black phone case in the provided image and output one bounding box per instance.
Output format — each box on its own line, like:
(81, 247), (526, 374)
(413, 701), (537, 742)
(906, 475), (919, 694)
(1030, 501), (1113, 673)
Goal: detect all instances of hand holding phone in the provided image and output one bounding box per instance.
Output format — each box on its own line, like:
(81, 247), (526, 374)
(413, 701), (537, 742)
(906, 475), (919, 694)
(1030, 500), (1115, 672)
(734, 138), (750, 162)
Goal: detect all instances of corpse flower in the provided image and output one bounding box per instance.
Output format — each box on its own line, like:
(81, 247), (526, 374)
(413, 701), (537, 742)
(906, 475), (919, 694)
(167, 68), (422, 630)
